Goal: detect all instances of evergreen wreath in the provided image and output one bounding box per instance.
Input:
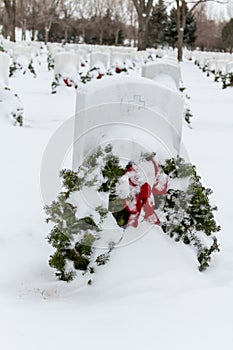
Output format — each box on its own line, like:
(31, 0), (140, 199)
(45, 146), (220, 282)
(28, 60), (37, 78)
(221, 72), (233, 89)
(47, 54), (54, 71)
(9, 60), (37, 78)
(0, 87), (23, 126)
(51, 73), (78, 93)
(179, 87), (193, 125)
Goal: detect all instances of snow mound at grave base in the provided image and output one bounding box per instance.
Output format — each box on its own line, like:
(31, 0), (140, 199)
(92, 223), (198, 297)
(43, 222), (202, 303)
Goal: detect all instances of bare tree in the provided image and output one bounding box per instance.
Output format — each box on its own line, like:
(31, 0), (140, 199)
(131, 0), (153, 50)
(30, 0), (40, 41)
(194, 4), (224, 50)
(126, 0), (138, 46)
(59, 0), (76, 43)
(3, 0), (16, 41)
(18, 0), (27, 40)
(107, 0), (126, 45)
(35, 0), (60, 44)
(91, 0), (108, 44)
(175, 0), (226, 61)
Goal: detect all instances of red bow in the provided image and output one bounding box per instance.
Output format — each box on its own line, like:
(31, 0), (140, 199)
(123, 158), (168, 228)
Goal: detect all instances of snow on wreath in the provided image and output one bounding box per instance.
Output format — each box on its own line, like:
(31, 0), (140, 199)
(45, 145), (220, 283)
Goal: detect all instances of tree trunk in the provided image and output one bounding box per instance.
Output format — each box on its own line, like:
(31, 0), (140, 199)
(132, 0), (153, 51)
(2, 15), (9, 39)
(10, 0), (16, 42)
(31, 27), (35, 41)
(177, 28), (184, 61)
(45, 20), (52, 45)
(114, 29), (120, 46)
(176, 0), (187, 62)
(82, 27), (85, 43)
(134, 27), (137, 47)
(22, 19), (27, 41)
(99, 29), (103, 45)
(137, 16), (148, 51)
(45, 27), (50, 44)
(64, 27), (68, 44)
(31, 0), (36, 41)
(4, 0), (16, 42)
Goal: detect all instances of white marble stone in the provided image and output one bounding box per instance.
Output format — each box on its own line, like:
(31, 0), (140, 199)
(54, 52), (80, 76)
(90, 52), (110, 69)
(73, 76), (184, 169)
(111, 51), (133, 67)
(0, 52), (10, 86)
(13, 45), (33, 62)
(141, 61), (181, 90)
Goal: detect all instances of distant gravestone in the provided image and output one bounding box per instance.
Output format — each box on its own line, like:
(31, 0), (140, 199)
(48, 43), (62, 55)
(226, 61), (233, 73)
(111, 51), (133, 67)
(215, 60), (227, 74)
(73, 76), (184, 169)
(13, 45), (33, 62)
(90, 52), (110, 69)
(54, 52), (80, 77)
(0, 52), (10, 86)
(141, 61), (181, 90)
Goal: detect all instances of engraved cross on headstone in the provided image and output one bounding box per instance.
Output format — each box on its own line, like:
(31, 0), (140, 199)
(128, 94), (146, 112)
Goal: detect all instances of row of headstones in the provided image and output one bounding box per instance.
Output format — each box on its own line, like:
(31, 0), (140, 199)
(48, 41), (176, 63)
(192, 50), (233, 74)
(0, 40), (27, 125)
(0, 48), (37, 85)
(0, 36), (178, 80)
(1, 36), (177, 68)
(48, 41), (178, 73)
(51, 49), (180, 92)
(0, 38), (43, 78)
(1, 39), (42, 60)
(0, 51), (23, 126)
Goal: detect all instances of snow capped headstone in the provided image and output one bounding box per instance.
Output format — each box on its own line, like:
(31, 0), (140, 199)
(0, 39), (13, 55)
(54, 52), (80, 77)
(51, 52), (80, 92)
(111, 51), (133, 67)
(90, 52), (110, 69)
(47, 43), (63, 56)
(13, 45), (33, 63)
(0, 52), (10, 86)
(141, 61), (181, 90)
(73, 75), (184, 169)
(215, 60), (227, 74)
(226, 61), (233, 73)
(77, 47), (89, 60)
(154, 48), (164, 59)
(11, 45), (38, 76)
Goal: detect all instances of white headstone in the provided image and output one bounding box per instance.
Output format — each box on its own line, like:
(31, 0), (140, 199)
(48, 43), (61, 54)
(226, 61), (233, 74)
(90, 52), (110, 69)
(215, 60), (227, 74)
(13, 45), (33, 62)
(0, 52), (10, 86)
(207, 59), (215, 72)
(54, 52), (80, 76)
(111, 51), (133, 67)
(73, 76), (184, 169)
(141, 61), (181, 90)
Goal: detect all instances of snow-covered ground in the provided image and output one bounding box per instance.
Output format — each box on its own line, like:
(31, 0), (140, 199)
(1, 54), (233, 349)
